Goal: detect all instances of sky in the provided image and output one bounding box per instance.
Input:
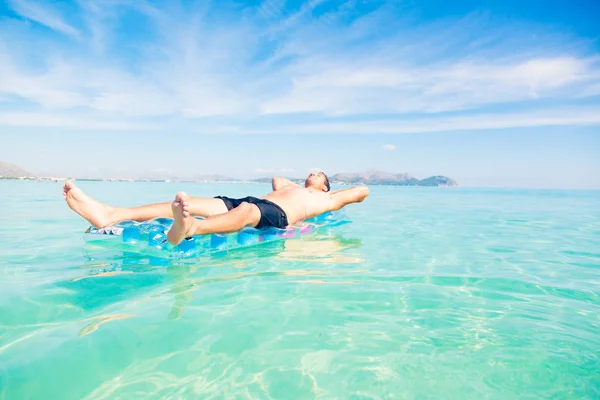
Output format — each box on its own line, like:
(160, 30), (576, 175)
(0, 0), (599, 188)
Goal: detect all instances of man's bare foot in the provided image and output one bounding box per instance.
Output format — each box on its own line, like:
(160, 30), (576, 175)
(63, 180), (116, 228)
(167, 192), (199, 245)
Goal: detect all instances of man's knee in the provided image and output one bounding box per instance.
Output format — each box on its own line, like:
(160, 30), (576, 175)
(237, 202), (261, 224)
(237, 202), (253, 212)
(237, 202), (259, 217)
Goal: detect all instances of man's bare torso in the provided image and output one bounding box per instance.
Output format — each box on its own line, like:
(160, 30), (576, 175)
(261, 185), (334, 224)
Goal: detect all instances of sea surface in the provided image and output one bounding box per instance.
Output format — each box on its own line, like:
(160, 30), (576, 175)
(1, 180), (599, 399)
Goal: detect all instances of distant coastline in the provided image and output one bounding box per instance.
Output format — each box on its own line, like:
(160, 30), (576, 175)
(0, 162), (458, 187)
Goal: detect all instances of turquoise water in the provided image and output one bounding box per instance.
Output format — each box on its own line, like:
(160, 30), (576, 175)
(1, 181), (599, 399)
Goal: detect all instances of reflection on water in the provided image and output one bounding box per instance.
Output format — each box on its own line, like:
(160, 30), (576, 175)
(277, 234), (363, 263)
(73, 233), (364, 320)
(78, 314), (135, 337)
(71, 270), (135, 282)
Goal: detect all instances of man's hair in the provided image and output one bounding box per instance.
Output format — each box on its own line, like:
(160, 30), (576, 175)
(321, 172), (330, 192)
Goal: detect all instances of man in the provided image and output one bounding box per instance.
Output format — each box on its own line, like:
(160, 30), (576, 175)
(63, 171), (369, 245)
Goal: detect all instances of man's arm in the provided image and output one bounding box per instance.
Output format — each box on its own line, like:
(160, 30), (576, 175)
(272, 176), (300, 191)
(330, 186), (370, 210)
(329, 186), (361, 195)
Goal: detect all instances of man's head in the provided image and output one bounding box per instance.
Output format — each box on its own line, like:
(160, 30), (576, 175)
(305, 171), (330, 192)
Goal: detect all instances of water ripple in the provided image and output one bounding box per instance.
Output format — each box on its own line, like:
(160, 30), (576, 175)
(1, 182), (599, 399)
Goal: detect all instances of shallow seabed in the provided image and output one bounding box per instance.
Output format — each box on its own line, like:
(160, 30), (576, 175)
(1, 181), (599, 399)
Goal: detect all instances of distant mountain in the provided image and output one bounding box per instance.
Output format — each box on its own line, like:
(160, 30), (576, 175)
(417, 176), (458, 187)
(331, 170), (414, 185)
(251, 170), (457, 187)
(330, 170), (457, 187)
(0, 162), (31, 177)
(0, 163), (456, 186)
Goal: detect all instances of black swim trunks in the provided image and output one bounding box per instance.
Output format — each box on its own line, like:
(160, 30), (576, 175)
(214, 196), (289, 229)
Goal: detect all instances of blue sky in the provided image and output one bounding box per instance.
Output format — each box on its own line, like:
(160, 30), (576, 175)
(0, 0), (599, 188)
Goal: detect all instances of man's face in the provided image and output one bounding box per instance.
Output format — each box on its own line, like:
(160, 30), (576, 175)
(305, 172), (328, 191)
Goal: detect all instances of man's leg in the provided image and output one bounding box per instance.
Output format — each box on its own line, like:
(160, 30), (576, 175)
(63, 181), (229, 228)
(167, 192), (261, 245)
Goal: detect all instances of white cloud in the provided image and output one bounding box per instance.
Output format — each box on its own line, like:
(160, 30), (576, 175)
(382, 144), (396, 151)
(260, 57), (600, 115)
(0, 111), (157, 130)
(257, 0), (287, 20)
(2, 105), (599, 134)
(8, 0), (80, 39)
(0, 2), (599, 132)
(238, 105), (600, 135)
